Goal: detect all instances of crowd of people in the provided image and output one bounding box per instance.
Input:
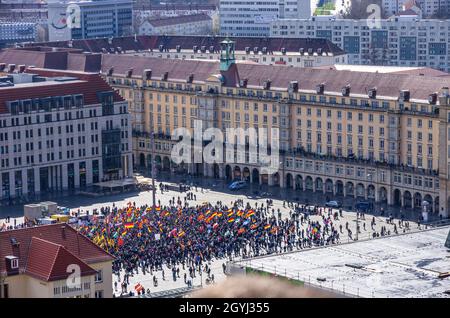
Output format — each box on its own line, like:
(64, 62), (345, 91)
(75, 187), (420, 296)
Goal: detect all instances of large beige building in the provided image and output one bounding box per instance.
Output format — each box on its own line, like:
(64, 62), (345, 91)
(100, 40), (450, 218)
(0, 223), (114, 298)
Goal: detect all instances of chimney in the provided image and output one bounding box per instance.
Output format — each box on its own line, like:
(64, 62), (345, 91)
(126, 68), (133, 78)
(8, 64), (16, 73)
(143, 69), (152, 80)
(5, 255), (19, 274)
(289, 81), (299, 93)
(341, 85), (350, 96)
(316, 83), (325, 94)
(368, 87), (377, 99)
(399, 90), (410, 102)
(428, 92), (438, 105)
(61, 225), (66, 239)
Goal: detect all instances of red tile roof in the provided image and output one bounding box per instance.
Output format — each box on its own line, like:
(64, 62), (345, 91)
(100, 54), (450, 100)
(0, 224), (114, 278)
(147, 13), (211, 27)
(25, 237), (97, 282)
(27, 35), (345, 56)
(0, 70), (124, 114)
(0, 48), (102, 72)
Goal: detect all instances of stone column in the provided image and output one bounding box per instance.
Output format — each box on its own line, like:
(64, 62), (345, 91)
(268, 174), (274, 186)
(22, 170), (28, 196)
(74, 162), (80, 188)
(219, 165), (225, 179)
(86, 160), (93, 186)
(62, 163), (68, 191)
(9, 171), (15, 198)
(279, 173), (284, 188)
(34, 168), (40, 194)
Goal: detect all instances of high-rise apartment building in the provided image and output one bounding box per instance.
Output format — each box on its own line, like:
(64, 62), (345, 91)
(271, 16), (450, 72)
(47, 0), (133, 41)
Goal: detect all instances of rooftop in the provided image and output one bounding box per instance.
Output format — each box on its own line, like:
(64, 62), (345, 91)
(315, 64), (450, 77)
(101, 54), (450, 102)
(0, 223), (114, 279)
(234, 226), (450, 298)
(0, 69), (123, 114)
(25, 35), (345, 56)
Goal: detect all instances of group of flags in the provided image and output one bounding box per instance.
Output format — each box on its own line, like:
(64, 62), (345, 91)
(78, 203), (281, 254)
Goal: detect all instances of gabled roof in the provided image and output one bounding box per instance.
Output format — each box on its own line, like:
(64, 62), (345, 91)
(0, 70), (123, 114)
(26, 35), (346, 56)
(100, 54), (450, 101)
(0, 224), (114, 278)
(25, 237), (97, 282)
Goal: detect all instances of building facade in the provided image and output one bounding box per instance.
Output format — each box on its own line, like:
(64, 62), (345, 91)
(138, 14), (213, 36)
(99, 42), (450, 218)
(219, 0), (315, 37)
(271, 16), (450, 72)
(47, 0), (133, 42)
(0, 69), (133, 203)
(0, 22), (36, 48)
(0, 224), (114, 298)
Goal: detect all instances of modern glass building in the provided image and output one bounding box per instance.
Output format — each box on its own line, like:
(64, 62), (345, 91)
(48, 0), (133, 41)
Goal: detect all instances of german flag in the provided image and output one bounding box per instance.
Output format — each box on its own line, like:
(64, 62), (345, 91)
(124, 222), (134, 229)
(228, 218), (235, 223)
(264, 224), (271, 230)
(227, 210), (234, 217)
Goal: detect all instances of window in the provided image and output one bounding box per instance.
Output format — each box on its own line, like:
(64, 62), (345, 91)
(95, 270), (103, 283)
(95, 290), (104, 298)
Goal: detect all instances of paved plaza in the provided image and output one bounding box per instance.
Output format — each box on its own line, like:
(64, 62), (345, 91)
(0, 175), (438, 297)
(234, 226), (450, 298)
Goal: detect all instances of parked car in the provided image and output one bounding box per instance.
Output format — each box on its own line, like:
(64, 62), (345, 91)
(325, 200), (341, 208)
(228, 180), (248, 190)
